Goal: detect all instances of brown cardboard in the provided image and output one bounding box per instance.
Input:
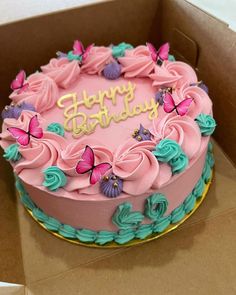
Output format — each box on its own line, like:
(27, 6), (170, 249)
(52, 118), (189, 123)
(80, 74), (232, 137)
(0, 0), (236, 293)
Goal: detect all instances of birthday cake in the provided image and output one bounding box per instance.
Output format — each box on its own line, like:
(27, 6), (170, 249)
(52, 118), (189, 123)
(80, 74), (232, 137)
(0, 41), (216, 246)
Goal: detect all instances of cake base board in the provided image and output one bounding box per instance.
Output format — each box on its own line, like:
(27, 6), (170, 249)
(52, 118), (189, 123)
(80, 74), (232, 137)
(17, 171), (213, 248)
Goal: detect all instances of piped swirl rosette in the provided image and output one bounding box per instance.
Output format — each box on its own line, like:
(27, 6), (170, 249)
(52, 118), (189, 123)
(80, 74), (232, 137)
(41, 58), (81, 88)
(151, 113), (201, 159)
(57, 138), (113, 193)
(118, 45), (155, 77)
(81, 46), (115, 75)
(10, 72), (58, 113)
(149, 61), (198, 88)
(14, 132), (67, 175)
(112, 139), (159, 195)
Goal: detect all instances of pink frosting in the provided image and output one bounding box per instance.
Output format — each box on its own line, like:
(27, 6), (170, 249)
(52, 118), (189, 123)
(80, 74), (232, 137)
(151, 113), (201, 159)
(152, 163), (172, 189)
(57, 138), (113, 192)
(175, 84), (213, 119)
(81, 46), (114, 75)
(9, 72), (59, 113)
(41, 58), (81, 89)
(0, 110), (44, 142)
(149, 61), (197, 88)
(14, 132), (66, 175)
(112, 139), (158, 195)
(118, 45), (155, 77)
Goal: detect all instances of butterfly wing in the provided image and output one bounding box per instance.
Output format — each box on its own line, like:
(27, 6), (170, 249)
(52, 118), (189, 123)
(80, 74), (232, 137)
(76, 145), (94, 174)
(73, 40), (84, 56)
(28, 115), (43, 139)
(82, 43), (94, 61)
(146, 42), (158, 62)
(163, 92), (176, 113)
(7, 127), (29, 146)
(157, 42), (169, 61)
(90, 163), (112, 185)
(10, 70), (26, 90)
(17, 83), (29, 94)
(176, 97), (193, 116)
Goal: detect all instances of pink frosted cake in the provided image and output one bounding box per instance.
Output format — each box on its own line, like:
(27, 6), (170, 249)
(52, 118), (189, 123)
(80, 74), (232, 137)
(0, 41), (216, 246)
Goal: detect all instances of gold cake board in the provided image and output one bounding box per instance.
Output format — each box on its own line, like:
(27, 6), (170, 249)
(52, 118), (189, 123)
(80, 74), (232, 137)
(19, 173), (213, 248)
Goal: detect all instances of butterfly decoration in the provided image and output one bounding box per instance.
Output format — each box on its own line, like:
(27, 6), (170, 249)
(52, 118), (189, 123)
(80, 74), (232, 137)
(7, 115), (43, 146)
(146, 42), (170, 66)
(155, 87), (174, 105)
(72, 40), (94, 62)
(76, 145), (112, 185)
(163, 92), (193, 116)
(10, 70), (29, 94)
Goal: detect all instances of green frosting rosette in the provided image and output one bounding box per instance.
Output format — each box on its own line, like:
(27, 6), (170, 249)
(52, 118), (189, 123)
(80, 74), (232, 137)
(153, 139), (182, 162)
(153, 139), (188, 174)
(67, 51), (83, 62)
(169, 153), (189, 174)
(43, 166), (67, 191)
(112, 42), (133, 58)
(3, 144), (21, 162)
(195, 113), (216, 136)
(144, 193), (168, 221)
(112, 202), (144, 230)
(47, 123), (65, 137)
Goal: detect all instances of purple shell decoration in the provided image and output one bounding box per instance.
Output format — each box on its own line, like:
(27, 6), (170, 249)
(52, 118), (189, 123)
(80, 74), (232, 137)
(1, 102), (36, 120)
(100, 173), (123, 198)
(102, 62), (121, 80)
(132, 124), (152, 141)
(155, 91), (164, 105)
(190, 81), (209, 94)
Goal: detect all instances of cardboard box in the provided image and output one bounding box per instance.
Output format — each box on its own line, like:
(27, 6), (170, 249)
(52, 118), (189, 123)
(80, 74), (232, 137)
(0, 0), (235, 294)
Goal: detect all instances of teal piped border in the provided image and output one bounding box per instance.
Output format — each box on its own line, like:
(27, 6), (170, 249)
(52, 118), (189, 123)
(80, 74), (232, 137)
(16, 147), (214, 246)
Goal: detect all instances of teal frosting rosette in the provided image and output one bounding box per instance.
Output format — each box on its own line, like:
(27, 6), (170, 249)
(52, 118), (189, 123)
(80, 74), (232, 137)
(112, 42), (133, 58)
(144, 193), (168, 221)
(43, 166), (67, 191)
(47, 123), (65, 137)
(3, 144), (21, 162)
(195, 113), (216, 136)
(153, 139), (188, 174)
(112, 202), (144, 230)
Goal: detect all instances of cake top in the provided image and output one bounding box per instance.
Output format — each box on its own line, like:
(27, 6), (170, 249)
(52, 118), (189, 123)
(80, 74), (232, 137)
(0, 40), (216, 200)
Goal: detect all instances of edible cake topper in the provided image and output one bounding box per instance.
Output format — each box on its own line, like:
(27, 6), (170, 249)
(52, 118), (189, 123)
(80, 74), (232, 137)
(0, 40), (216, 247)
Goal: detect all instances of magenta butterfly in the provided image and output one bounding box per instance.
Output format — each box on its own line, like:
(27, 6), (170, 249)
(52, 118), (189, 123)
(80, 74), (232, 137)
(146, 42), (169, 66)
(10, 70), (29, 94)
(73, 40), (94, 62)
(7, 115), (43, 146)
(163, 92), (193, 116)
(76, 145), (112, 185)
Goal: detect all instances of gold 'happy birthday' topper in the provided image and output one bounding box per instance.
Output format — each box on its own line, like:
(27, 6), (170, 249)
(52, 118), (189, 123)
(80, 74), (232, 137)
(57, 81), (159, 137)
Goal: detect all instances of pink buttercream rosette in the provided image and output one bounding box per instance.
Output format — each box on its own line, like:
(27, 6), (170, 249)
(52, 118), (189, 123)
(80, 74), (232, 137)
(118, 45), (155, 77)
(81, 46), (115, 75)
(57, 138), (113, 193)
(175, 83), (213, 119)
(41, 57), (81, 89)
(9, 72), (59, 113)
(112, 139), (159, 195)
(151, 113), (201, 159)
(149, 61), (198, 88)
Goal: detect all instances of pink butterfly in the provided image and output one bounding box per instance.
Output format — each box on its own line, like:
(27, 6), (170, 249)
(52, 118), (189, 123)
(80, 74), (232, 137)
(10, 70), (29, 94)
(146, 42), (170, 66)
(73, 40), (94, 62)
(163, 92), (193, 116)
(76, 145), (112, 185)
(7, 115), (43, 146)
